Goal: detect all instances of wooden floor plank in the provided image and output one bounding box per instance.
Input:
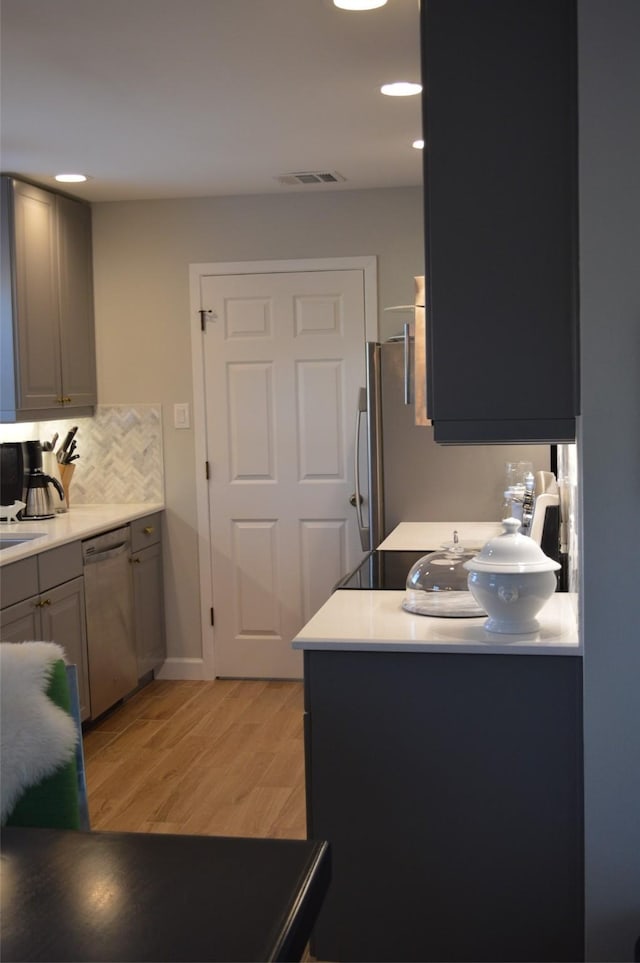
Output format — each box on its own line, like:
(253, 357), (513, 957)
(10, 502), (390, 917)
(82, 729), (117, 760)
(88, 680), (201, 732)
(83, 678), (307, 839)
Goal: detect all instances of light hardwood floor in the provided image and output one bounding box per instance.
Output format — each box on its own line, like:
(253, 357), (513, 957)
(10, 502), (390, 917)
(83, 678), (307, 839)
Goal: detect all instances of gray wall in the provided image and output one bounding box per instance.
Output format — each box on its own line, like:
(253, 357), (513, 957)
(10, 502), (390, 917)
(91, 187), (425, 662)
(579, 1), (640, 958)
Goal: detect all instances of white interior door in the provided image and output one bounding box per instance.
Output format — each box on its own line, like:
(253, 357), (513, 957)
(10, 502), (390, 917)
(200, 268), (369, 678)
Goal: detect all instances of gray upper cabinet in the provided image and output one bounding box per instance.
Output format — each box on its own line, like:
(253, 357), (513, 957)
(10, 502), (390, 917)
(56, 192), (97, 410)
(0, 176), (97, 422)
(421, 0), (579, 444)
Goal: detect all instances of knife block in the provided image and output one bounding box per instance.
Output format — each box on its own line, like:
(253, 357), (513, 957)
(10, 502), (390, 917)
(58, 464), (75, 511)
(43, 451), (66, 513)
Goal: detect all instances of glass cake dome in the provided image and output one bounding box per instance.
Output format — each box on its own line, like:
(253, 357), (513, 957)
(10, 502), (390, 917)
(402, 531), (487, 617)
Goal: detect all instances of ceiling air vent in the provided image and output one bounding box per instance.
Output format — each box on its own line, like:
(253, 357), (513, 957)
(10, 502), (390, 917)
(276, 171), (347, 186)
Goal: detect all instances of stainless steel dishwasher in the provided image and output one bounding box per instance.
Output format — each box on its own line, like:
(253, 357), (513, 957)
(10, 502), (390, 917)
(82, 526), (138, 718)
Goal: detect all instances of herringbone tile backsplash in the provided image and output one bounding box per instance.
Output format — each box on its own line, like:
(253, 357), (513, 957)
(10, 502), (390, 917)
(1, 405), (164, 504)
(69, 405), (164, 504)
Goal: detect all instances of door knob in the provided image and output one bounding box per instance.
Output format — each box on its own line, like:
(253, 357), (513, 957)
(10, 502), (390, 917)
(349, 492), (363, 507)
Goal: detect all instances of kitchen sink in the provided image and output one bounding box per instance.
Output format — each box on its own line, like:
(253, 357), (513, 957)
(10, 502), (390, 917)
(0, 532), (47, 550)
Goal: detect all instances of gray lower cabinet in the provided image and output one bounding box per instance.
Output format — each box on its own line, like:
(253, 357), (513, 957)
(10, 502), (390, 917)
(0, 544), (90, 722)
(304, 649), (584, 962)
(131, 542), (166, 678)
(0, 594), (40, 641)
(130, 513), (166, 678)
(0, 175), (96, 422)
(41, 577), (90, 722)
(0, 514), (167, 721)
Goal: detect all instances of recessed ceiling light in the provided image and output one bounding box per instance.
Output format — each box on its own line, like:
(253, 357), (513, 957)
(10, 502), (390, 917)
(54, 173), (88, 183)
(412, 139), (425, 149)
(333, 0), (387, 9)
(380, 82), (422, 97)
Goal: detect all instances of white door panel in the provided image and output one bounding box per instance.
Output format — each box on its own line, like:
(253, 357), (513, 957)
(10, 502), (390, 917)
(300, 520), (348, 622)
(201, 268), (367, 678)
(227, 363), (275, 479)
(298, 361), (344, 477)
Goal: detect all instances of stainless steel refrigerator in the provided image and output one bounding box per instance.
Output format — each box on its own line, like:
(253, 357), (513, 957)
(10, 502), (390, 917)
(353, 339), (551, 551)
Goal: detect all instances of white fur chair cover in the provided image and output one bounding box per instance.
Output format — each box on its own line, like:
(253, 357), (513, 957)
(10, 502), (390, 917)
(0, 642), (78, 823)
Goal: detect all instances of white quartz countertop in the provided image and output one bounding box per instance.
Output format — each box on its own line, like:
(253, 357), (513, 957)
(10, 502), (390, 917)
(293, 591), (581, 656)
(377, 521), (504, 551)
(0, 503), (164, 565)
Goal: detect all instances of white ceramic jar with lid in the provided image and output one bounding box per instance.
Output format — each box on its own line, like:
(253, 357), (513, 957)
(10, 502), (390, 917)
(463, 518), (561, 634)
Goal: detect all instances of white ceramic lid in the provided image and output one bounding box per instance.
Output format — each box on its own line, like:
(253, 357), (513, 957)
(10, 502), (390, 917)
(463, 518), (561, 574)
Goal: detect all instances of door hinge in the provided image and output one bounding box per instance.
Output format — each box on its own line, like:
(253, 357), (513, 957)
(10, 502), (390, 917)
(205, 460), (210, 480)
(210, 607), (215, 626)
(199, 308), (213, 331)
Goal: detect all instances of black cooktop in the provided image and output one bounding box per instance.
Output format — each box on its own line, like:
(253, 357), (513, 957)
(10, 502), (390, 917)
(337, 540), (567, 593)
(336, 549), (429, 591)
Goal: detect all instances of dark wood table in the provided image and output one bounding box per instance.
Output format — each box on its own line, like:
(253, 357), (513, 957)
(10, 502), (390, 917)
(0, 827), (330, 962)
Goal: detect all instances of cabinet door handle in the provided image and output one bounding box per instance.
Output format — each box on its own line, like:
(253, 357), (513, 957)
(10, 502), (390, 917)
(403, 321), (411, 406)
(143, 526), (154, 535)
(35, 598), (51, 607)
(130, 557), (141, 564)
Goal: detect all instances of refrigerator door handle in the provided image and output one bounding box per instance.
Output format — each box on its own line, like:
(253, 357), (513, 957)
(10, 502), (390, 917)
(354, 387), (370, 551)
(403, 322), (411, 406)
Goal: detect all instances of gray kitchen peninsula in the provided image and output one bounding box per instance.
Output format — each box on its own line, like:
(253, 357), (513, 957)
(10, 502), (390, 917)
(293, 591), (583, 962)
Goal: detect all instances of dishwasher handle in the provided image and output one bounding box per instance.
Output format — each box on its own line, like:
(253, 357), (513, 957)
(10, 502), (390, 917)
(83, 540), (130, 564)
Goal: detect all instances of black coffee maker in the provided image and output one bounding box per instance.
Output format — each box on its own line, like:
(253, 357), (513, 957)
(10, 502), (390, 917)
(0, 442), (25, 516)
(22, 441), (64, 519)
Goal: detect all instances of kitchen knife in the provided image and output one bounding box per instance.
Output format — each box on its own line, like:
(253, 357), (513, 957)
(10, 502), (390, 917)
(59, 440), (77, 464)
(57, 429), (74, 457)
(57, 426), (78, 461)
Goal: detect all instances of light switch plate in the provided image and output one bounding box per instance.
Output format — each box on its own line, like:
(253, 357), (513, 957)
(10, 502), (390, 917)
(174, 402), (190, 429)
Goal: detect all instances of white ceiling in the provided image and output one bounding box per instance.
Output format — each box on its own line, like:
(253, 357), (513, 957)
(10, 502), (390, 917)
(0, 0), (422, 202)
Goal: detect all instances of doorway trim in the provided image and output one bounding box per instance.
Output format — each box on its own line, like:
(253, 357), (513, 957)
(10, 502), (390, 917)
(188, 256), (378, 679)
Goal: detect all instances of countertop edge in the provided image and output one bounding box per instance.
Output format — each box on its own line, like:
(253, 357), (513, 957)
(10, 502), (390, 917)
(293, 590), (581, 657)
(0, 503), (165, 565)
(293, 639), (582, 656)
